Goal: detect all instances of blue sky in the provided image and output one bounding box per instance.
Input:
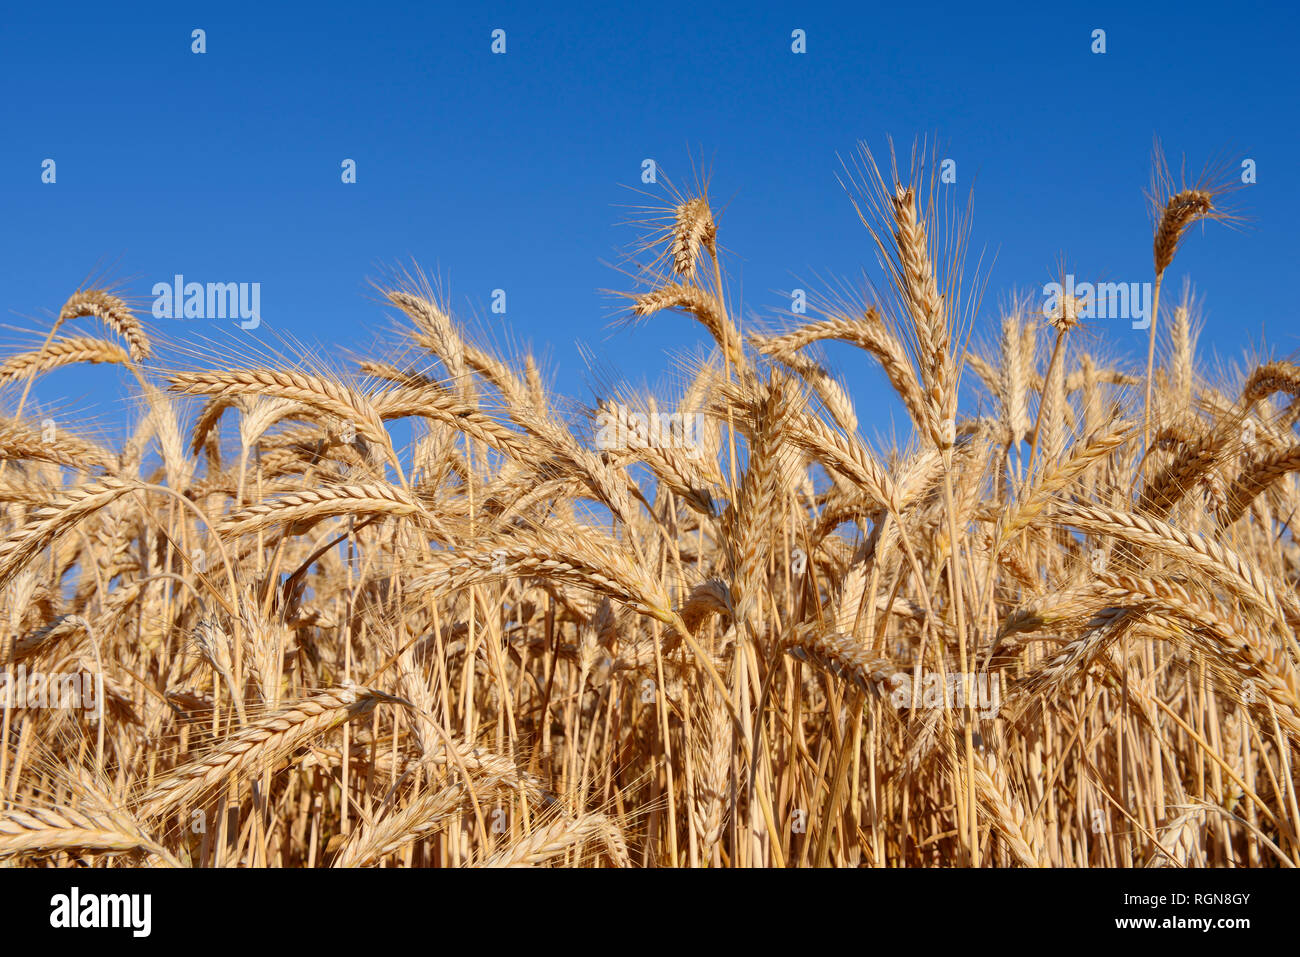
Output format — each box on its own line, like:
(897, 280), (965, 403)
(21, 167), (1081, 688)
(2, 0), (1297, 446)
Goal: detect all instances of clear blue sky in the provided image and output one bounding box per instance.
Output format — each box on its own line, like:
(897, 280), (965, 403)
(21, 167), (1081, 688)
(3, 1), (1297, 445)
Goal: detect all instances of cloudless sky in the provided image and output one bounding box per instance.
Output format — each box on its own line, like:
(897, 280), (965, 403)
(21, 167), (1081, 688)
(2, 1), (1297, 447)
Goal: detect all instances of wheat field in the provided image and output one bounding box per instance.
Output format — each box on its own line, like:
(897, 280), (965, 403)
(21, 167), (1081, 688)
(1, 143), (1296, 868)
